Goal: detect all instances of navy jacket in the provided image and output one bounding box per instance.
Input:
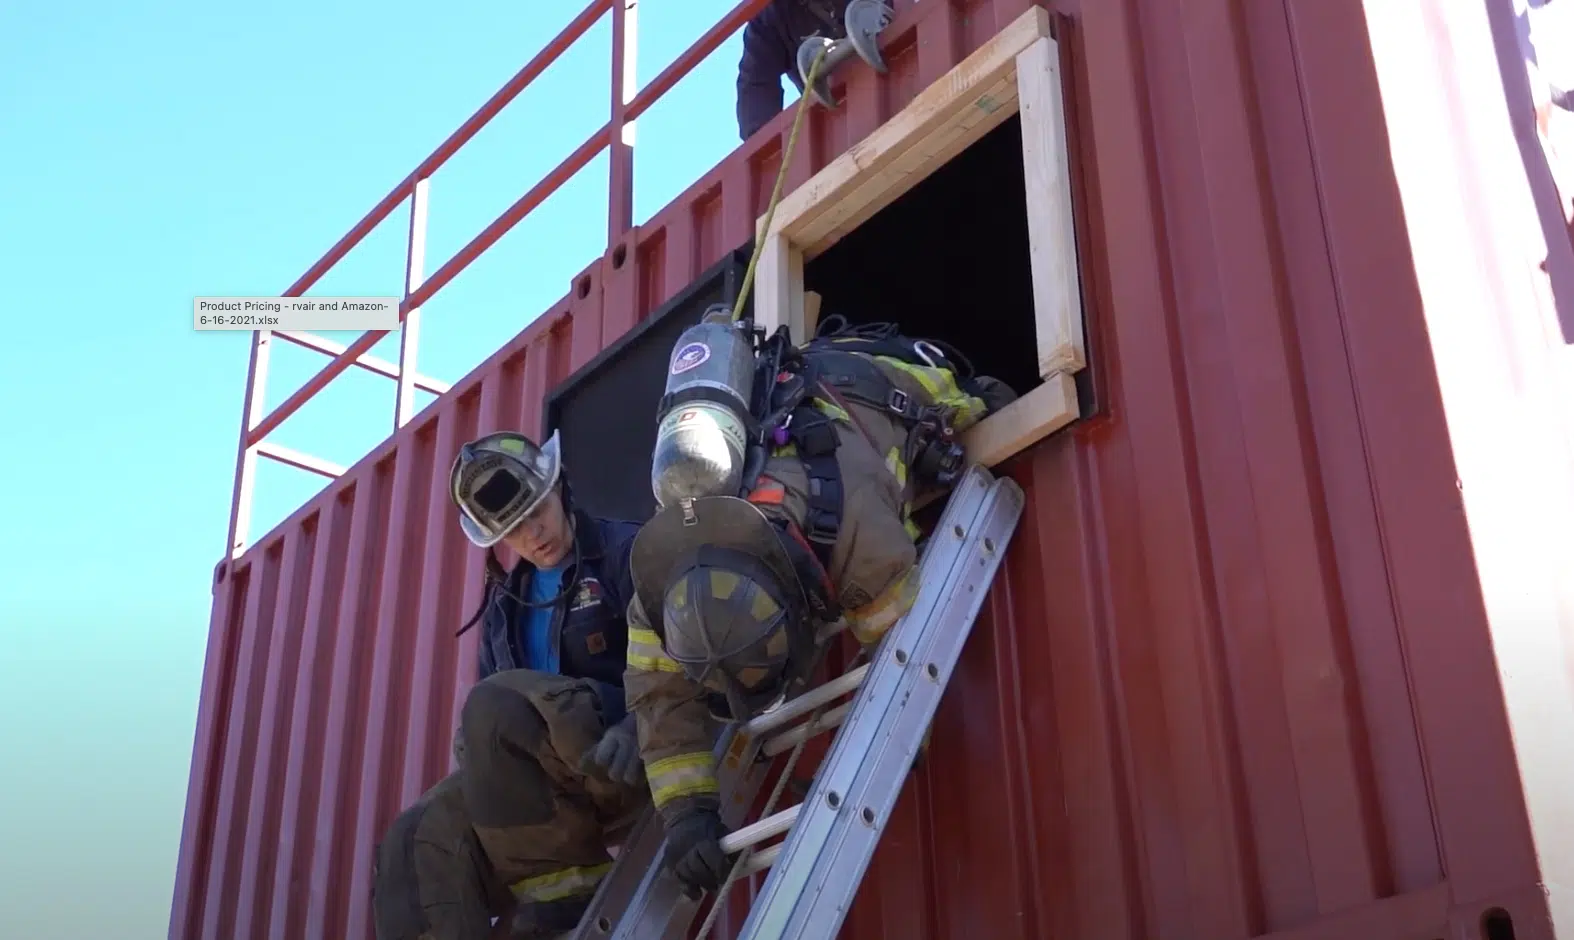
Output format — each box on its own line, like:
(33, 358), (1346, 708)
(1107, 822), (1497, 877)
(476, 510), (642, 727)
(736, 0), (849, 140)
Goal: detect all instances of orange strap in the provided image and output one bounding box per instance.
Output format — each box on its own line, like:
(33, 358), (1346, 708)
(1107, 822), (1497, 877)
(746, 476), (838, 609)
(747, 478), (786, 506)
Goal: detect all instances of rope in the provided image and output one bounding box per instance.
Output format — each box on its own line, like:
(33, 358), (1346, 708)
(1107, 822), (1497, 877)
(695, 645), (866, 939)
(730, 44), (832, 324)
(695, 701), (827, 939)
(695, 39), (840, 939)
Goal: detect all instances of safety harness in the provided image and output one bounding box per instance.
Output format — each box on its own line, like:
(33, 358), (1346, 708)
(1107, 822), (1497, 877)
(744, 317), (976, 581)
(646, 317), (981, 724)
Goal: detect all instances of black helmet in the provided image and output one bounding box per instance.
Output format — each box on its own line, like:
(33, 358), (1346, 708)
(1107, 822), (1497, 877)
(449, 430), (563, 548)
(630, 496), (818, 720)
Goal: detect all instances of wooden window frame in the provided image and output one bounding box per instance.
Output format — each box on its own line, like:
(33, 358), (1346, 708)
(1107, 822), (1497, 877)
(753, 7), (1086, 469)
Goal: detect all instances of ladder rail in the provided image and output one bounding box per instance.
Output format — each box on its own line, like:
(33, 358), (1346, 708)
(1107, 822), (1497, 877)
(573, 635), (872, 938)
(736, 467), (998, 924)
(569, 464), (1006, 940)
(568, 721), (754, 940)
(787, 479), (1025, 937)
(737, 470), (1025, 939)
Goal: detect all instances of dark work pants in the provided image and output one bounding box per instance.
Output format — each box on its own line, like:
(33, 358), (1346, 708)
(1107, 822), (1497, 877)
(372, 671), (648, 940)
(372, 771), (508, 940)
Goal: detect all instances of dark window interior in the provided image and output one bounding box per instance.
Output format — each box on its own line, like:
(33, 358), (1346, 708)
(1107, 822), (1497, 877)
(805, 114), (1089, 409)
(549, 114), (1094, 524)
(544, 249), (750, 523)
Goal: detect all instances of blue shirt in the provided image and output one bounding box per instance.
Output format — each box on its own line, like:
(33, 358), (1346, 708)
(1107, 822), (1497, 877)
(520, 558), (568, 673)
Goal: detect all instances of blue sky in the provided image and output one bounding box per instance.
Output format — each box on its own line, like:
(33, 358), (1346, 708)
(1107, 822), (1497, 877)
(0, 2), (765, 935)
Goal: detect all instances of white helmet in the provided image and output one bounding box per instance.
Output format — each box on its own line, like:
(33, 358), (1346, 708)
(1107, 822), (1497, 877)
(449, 430), (563, 548)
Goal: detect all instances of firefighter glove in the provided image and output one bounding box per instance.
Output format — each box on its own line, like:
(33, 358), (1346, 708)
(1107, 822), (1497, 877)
(662, 807), (731, 897)
(580, 714), (645, 787)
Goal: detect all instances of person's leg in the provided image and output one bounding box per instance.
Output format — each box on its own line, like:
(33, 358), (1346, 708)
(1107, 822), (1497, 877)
(457, 670), (646, 938)
(372, 771), (503, 940)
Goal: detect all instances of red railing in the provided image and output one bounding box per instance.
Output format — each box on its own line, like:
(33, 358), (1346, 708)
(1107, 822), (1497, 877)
(223, 0), (774, 560)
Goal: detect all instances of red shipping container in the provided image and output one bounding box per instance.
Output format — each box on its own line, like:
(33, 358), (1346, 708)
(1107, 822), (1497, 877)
(168, 1), (1574, 939)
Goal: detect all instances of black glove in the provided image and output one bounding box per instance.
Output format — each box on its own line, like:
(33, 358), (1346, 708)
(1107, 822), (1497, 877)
(662, 808), (731, 897)
(967, 374), (1019, 414)
(579, 714), (645, 787)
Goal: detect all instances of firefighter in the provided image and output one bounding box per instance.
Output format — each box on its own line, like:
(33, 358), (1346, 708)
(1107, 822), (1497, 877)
(626, 316), (1017, 897)
(735, 0), (852, 140)
(372, 430), (648, 940)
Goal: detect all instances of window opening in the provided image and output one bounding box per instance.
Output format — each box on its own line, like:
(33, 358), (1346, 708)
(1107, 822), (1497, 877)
(753, 8), (1087, 474)
(804, 115), (1044, 399)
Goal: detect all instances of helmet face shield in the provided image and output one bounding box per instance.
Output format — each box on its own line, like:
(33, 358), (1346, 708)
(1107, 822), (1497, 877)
(450, 430), (562, 547)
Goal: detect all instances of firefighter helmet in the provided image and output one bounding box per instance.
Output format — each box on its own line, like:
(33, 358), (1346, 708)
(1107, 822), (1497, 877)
(630, 495), (817, 719)
(449, 430), (563, 548)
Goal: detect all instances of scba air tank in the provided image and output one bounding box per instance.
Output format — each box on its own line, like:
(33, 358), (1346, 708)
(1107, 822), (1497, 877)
(651, 305), (757, 509)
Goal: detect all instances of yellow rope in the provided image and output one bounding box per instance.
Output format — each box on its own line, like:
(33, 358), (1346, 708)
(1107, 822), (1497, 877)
(687, 45), (841, 940)
(730, 44), (831, 324)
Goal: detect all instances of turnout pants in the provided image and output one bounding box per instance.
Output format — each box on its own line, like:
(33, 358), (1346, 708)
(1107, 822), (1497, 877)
(372, 771), (508, 939)
(373, 671), (648, 940)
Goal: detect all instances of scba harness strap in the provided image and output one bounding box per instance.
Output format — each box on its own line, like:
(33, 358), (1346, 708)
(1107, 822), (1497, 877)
(754, 318), (970, 575)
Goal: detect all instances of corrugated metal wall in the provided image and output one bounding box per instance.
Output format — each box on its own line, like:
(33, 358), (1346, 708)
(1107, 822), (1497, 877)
(168, 0), (1572, 939)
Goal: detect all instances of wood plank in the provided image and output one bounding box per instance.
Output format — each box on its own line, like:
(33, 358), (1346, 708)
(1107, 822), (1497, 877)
(913, 374), (1081, 511)
(1017, 34), (1087, 376)
(764, 7), (1052, 256)
(754, 229), (805, 338)
(804, 290), (823, 336)
(800, 71), (1021, 258)
(747, 4), (1081, 513)
(961, 372), (1079, 468)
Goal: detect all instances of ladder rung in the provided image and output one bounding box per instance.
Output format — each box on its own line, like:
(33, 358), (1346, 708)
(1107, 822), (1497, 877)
(735, 468), (1025, 939)
(720, 804), (801, 855)
(745, 664), (869, 736)
(762, 702), (851, 757)
(739, 843), (783, 877)
(572, 466), (1013, 940)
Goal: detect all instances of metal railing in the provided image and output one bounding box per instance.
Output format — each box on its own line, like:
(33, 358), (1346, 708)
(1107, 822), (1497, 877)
(222, 0), (774, 560)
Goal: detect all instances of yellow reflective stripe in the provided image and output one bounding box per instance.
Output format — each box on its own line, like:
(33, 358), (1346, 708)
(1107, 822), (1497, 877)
(956, 396), (988, 428)
(883, 446), (920, 538)
(876, 355), (945, 398)
(812, 398), (850, 423)
(627, 627), (683, 673)
(875, 356), (988, 428)
(510, 862), (613, 903)
(648, 752), (718, 808)
(846, 566), (919, 647)
(884, 446), (908, 488)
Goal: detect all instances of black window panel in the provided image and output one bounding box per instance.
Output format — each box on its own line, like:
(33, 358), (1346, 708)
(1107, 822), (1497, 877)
(544, 247), (752, 523)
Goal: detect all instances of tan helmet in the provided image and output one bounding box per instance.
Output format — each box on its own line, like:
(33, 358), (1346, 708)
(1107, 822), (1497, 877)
(449, 430), (563, 548)
(631, 495), (819, 720)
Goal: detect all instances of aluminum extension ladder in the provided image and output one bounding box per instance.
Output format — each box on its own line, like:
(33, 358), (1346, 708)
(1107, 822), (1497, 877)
(569, 463), (1025, 940)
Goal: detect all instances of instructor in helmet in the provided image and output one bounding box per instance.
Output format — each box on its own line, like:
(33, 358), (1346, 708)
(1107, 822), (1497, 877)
(623, 312), (1016, 898)
(372, 430), (647, 940)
